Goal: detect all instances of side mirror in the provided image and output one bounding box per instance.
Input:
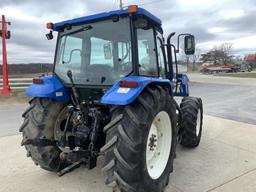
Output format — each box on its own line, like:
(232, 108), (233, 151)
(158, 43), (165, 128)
(184, 35), (195, 55)
(46, 31), (54, 40)
(104, 43), (112, 60)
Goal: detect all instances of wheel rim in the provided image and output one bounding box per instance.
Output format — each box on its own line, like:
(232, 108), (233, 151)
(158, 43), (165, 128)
(146, 111), (172, 180)
(196, 108), (201, 136)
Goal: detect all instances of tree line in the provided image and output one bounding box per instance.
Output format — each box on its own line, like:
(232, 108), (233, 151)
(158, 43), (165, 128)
(200, 43), (234, 64)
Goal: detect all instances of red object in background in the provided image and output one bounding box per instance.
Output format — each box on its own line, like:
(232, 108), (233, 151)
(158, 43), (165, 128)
(1, 15), (11, 95)
(246, 54), (256, 63)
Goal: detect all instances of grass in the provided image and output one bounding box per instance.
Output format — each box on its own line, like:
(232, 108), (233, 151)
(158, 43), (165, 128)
(214, 72), (256, 78)
(0, 89), (29, 105)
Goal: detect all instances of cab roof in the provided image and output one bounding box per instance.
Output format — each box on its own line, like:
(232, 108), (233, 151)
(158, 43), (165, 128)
(53, 7), (162, 31)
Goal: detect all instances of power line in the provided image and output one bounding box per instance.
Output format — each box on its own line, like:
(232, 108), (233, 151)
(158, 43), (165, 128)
(123, 0), (142, 5)
(124, 0), (167, 7)
(138, 0), (166, 6)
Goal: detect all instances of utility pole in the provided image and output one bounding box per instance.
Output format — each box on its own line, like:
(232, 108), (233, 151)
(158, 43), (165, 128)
(0, 15), (11, 95)
(119, 0), (123, 10)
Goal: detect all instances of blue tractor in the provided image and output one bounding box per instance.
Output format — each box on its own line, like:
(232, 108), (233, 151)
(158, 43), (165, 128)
(20, 5), (203, 192)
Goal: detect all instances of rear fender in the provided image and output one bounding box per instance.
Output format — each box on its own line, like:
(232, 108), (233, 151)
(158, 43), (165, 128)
(101, 76), (173, 105)
(26, 75), (70, 102)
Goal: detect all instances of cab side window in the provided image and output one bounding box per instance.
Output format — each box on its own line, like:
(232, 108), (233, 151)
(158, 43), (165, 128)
(137, 28), (158, 76)
(60, 36), (82, 67)
(156, 34), (166, 78)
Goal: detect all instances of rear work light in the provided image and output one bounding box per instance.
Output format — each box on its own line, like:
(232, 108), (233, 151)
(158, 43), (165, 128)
(33, 78), (44, 84)
(119, 81), (138, 88)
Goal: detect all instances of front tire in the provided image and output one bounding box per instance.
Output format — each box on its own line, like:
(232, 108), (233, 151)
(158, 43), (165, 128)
(101, 86), (177, 192)
(179, 97), (203, 148)
(19, 98), (69, 172)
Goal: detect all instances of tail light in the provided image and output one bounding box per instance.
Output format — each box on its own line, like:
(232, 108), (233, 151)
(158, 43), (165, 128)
(33, 78), (44, 84)
(119, 81), (138, 88)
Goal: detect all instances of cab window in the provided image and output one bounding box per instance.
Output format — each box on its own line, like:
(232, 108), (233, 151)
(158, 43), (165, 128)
(137, 28), (158, 76)
(156, 33), (166, 78)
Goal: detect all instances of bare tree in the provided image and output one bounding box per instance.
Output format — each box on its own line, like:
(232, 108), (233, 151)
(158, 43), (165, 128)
(192, 48), (201, 71)
(219, 43), (233, 64)
(201, 43), (234, 64)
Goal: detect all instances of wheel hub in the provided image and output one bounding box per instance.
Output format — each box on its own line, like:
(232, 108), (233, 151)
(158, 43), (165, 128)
(148, 134), (157, 151)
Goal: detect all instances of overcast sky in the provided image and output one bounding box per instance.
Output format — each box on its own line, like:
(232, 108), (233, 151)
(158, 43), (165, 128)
(0, 0), (256, 64)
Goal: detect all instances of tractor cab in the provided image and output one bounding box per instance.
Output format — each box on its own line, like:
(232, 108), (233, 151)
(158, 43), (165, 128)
(45, 5), (194, 99)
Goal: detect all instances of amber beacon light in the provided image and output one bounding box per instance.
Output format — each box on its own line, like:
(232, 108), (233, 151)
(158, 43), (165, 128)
(46, 22), (53, 29)
(128, 5), (138, 13)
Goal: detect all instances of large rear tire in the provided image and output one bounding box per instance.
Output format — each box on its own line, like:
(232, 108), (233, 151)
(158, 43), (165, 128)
(179, 97), (203, 148)
(19, 98), (69, 172)
(101, 86), (177, 192)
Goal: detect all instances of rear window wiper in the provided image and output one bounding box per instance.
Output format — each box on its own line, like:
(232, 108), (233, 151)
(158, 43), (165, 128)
(61, 25), (93, 37)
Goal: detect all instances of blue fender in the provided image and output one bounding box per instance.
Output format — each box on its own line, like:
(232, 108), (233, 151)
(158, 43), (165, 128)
(26, 75), (70, 102)
(179, 74), (189, 85)
(101, 76), (173, 105)
(174, 74), (189, 97)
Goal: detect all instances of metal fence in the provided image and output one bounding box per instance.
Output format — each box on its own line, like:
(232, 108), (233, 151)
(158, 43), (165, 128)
(0, 78), (32, 90)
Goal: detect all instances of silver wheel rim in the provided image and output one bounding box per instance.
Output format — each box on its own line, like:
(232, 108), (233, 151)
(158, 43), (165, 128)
(146, 111), (172, 180)
(196, 108), (201, 136)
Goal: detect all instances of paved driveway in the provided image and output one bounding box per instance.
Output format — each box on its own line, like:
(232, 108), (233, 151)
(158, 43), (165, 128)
(0, 115), (256, 192)
(189, 82), (256, 124)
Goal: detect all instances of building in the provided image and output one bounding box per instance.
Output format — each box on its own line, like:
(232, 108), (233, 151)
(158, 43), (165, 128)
(246, 54), (256, 64)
